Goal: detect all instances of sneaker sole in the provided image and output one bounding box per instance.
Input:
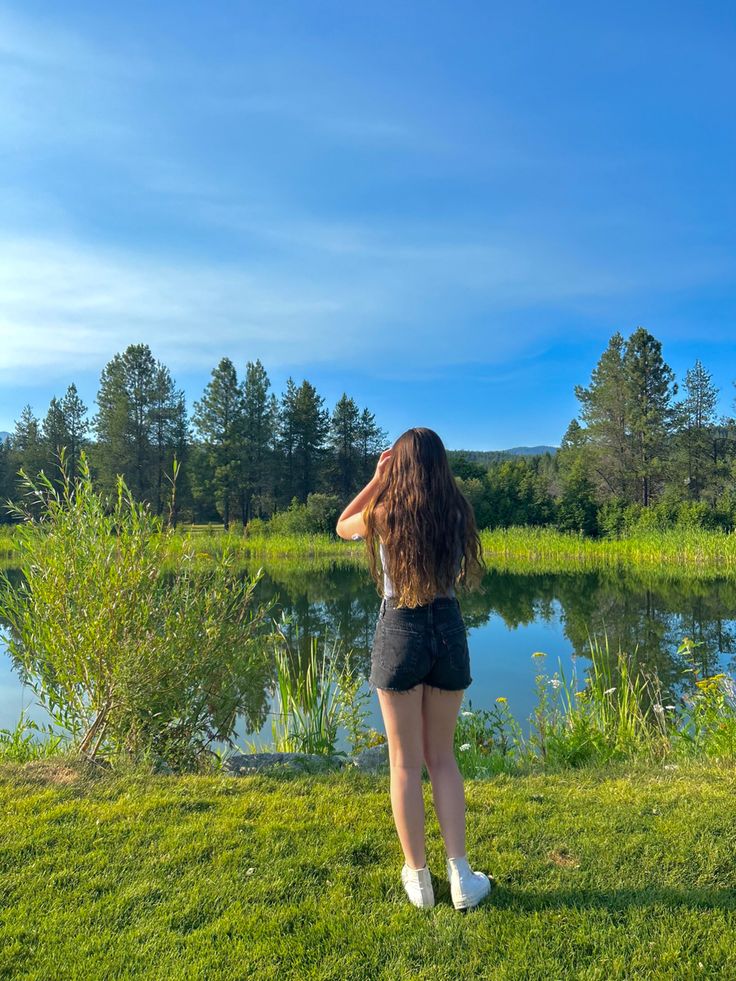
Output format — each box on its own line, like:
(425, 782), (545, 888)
(451, 876), (496, 911)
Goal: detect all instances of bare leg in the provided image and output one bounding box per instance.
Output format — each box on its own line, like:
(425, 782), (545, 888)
(375, 684), (426, 869)
(421, 685), (466, 859)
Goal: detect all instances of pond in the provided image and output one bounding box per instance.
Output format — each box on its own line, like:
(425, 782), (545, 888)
(2, 560), (736, 752)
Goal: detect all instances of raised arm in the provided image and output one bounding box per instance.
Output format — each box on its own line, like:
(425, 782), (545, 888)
(335, 449), (392, 540)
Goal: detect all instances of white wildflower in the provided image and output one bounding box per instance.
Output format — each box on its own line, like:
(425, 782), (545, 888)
(603, 687), (616, 695)
(549, 678), (561, 689)
(665, 705), (675, 710)
(461, 711), (474, 717)
(653, 704), (665, 715)
(721, 677), (736, 699)
(459, 743), (471, 751)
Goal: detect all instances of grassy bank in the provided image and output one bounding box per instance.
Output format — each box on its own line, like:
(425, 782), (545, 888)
(2, 759), (736, 979)
(129, 525), (736, 578)
(4, 524), (736, 575)
(479, 526), (736, 577)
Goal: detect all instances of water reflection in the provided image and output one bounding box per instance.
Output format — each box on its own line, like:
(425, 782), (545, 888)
(251, 562), (736, 691)
(3, 561), (736, 744)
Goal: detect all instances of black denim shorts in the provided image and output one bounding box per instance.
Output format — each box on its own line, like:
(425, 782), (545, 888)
(368, 595), (472, 693)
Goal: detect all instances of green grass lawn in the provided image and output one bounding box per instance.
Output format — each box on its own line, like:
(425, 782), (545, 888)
(2, 760), (736, 979)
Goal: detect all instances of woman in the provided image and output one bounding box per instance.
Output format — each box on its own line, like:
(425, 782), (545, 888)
(336, 427), (494, 911)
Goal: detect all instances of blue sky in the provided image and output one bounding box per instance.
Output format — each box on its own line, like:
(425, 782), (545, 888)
(0, 1), (734, 449)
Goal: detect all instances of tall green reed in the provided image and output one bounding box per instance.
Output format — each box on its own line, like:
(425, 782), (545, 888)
(242, 618), (373, 757)
(0, 709), (66, 763)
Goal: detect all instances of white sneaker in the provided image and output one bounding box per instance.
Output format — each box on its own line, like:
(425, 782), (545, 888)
(401, 863), (435, 908)
(446, 855), (493, 911)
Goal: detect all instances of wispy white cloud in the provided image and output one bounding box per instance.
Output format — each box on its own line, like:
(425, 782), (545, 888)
(1, 6), (733, 396)
(2, 219), (731, 388)
(0, 235), (353, 381)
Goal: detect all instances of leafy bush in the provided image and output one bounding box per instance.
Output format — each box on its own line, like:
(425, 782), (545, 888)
(267, 497), (315, 535)
(243, 516), (269, 536)
(265, 494), (342, 536)
(304, 493), (342, 535)
(0, 449), (277, 771)
(597, 497), (628, 539)
(555, 457), (599, 537)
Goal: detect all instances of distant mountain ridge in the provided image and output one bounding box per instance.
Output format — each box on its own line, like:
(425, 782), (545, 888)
(452, 445), (558, 463)
(499, 445), (557, 456)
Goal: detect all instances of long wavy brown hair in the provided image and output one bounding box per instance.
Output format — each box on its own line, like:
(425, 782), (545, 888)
(362, 427), (486, 607)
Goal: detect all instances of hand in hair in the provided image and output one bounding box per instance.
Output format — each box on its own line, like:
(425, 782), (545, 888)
(374, 449), (393, 482)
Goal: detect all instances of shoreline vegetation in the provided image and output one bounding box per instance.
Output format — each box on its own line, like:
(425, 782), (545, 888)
(2, 457), (736, 773)
(5, 631), (736, 779)
(4, 523), (736, 576)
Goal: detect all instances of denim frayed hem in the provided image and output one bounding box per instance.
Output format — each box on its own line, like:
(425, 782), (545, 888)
(370, 680), (468, 695)
(370, 681), (422, 695)
(423, 682), (469, 694)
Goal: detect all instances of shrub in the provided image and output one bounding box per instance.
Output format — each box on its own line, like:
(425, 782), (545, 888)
(264, 494), (342, 536)
(244, 516), (269, 536)
(0, 449), (277, 771)
(555, 458), (599, 537)
(598, 498), (627, 539)
(304, 493), (341, 535)
(267, 497), (314, 535)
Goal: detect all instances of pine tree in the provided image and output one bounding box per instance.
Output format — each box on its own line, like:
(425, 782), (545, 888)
(276, 378), (299, 505)
(41, 384), (90, 488)
(574, 331), (632, 500)
(9, 404), (47, 485)
(59, 383), (90, 482)
(167, 389), (192, 526)
(623, 327), (677, 507)
(553, 418), (588, 499)
(0, 437), (13, 524)
(329, 394), (362, 497)
(356, 407), (388, 484)
(240, 359), (274, 525)
(40, 396), (67, 490)
(192, 357), (244, 529)
(671, 360), (719, 503)
(93, 344), (158, 501)
(149, 363), (186, 516)
(292, 380), (330, 501)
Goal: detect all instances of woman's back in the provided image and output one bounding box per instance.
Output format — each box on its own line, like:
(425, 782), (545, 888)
(378, 538), (461, 601)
